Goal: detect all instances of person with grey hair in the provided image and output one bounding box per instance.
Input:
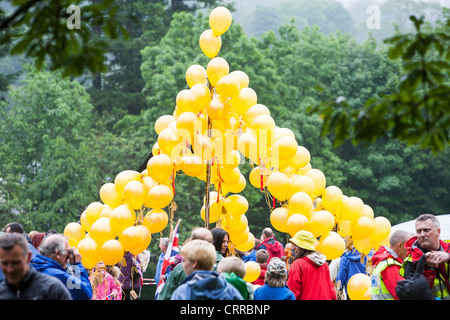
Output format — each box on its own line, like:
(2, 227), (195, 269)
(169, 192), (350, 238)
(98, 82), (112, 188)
(253, 257), (295, 300)
(371, 230), (412, 300)
(399, 213), (450, 299)
(256, 227), (284, 262)
(31, 233), (92, 300)
(0, 233), (72, 300)
(155, 237), (170, 286)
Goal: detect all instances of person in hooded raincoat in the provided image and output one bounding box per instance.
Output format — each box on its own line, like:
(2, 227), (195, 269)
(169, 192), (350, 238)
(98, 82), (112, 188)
(286, 231), (336, 300)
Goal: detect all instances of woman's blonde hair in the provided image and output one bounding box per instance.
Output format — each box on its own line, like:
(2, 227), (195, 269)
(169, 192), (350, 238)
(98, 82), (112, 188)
(180, 239), (216, 271)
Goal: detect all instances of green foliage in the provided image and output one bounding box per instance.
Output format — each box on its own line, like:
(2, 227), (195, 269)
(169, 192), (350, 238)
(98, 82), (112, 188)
(0, 0), (128, 77)
(308, 11), (450, 154)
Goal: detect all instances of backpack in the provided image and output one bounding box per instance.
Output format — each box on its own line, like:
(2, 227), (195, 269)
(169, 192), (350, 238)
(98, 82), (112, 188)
(395, 254), (435, 300)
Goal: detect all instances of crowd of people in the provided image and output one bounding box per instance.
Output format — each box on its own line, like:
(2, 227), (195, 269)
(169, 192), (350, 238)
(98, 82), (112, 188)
(0, 213), (449, 300)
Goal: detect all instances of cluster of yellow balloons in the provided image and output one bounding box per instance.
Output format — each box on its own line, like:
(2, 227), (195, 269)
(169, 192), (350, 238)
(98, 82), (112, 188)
(63, 168), (176, 269)
(63, 6), (393, 277)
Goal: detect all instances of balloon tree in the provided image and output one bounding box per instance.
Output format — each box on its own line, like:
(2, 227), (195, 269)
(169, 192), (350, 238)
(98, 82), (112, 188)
(63, 7), (392, 292)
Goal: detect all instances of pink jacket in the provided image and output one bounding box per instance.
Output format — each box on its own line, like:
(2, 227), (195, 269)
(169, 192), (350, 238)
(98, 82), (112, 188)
(91, 272), (122, 300)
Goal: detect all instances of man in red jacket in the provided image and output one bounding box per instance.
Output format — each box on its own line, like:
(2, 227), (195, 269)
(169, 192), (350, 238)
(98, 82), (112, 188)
(257, 228), (284, 262)
(400, 214), (450, 299)
(286, 230), (336, 300)
(371, 230), (412, 300)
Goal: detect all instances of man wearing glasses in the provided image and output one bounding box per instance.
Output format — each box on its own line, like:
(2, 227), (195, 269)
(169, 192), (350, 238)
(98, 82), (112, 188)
(400, 214), (450, 300)
(31, 234), (92, 300)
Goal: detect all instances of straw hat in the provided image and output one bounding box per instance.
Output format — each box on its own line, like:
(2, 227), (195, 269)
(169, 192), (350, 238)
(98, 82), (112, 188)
(289, 230), (316, 251)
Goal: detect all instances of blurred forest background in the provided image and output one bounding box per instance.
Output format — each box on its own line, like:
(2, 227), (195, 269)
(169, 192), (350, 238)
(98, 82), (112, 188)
(0, 0), (449, 260)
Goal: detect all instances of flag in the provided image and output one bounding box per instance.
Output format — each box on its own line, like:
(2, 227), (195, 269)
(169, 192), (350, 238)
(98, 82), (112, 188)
(154, 219), (181, 299)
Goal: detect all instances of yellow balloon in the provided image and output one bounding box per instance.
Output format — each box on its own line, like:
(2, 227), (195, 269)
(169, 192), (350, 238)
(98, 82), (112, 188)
(309, 210), (335, 238)
(270, 207), (290, 233)
(185, 64), (207, 88)
(243, 260), (260, 282)
(322, 186), (344, 215)
(207, 57), (229, 87)
(251, 114), (275, 132)
(289, 146), (311, 169)
(220, 149), (241, 169)
(64, 222), (85, 247)
(147, 154), (174, 184)
(237, 131), (258, 160)
(77, 237), (100, 269)
(109, 204), (136, 237)
(347, 273), (372, 300)
(207, 96), (226, 121)
(209, 6), (232, 37)
(229, 227), (250, 245)
(99, 183), (123, 208)
(216, 74), (240, 97)
(340, 196), (364, 221)
(154, 115), (176, 135)
(351, 216), (375, 239)
(370, 216), (391, 243)
(144, 184), (174, 209)
(249, 166), (267, 189)
(191, 83), (211, 112)
(85, 202), (104, 226)
(100, 205), (113, 218)
(319, 232), (345, 260)
(271, 136), (298, 160)
(89, 217), (114, 246)
(288, 192), (314, 218)
(243, 104), (270, 127)
(226, 214), (248, 234)
(119, 226), (145, 252)
(226, 174), (246, 194)
(235, 233), (256, 252)
(289, 175), (315, 198)
(353, 237), (373, 255)
(123, 180), (146, 210)
(287, 213), (310, 237)
(114, 170), (142, 194)
(100, 239), (124, 266)
(219, 166), (240, 186)
(143, 208), (169, 233)
(224, 194), (248, 216)
(176, 111), (198, 144)
(80, 210), (91, 232)
(267, 171), (290, 201)
(132, 225), (152, 255)
(176, 89), (197, 113)
(201, 201), (223, 224)
(337, 219), (352, 237)
(231, 87), (257, 116)
(305, 168), (326, 197)
(199, 29), (222, 59)
(158, 127), (182, 157)
(180, 154), (204, 177)
(362, 204), (374, 219)
(229, 70), (249, 88)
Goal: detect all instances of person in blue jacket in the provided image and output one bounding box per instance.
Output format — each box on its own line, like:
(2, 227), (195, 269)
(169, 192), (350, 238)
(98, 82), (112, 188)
(336, 248), (372, 299)
(170, 239), (243, 300)
(31, 234), (92, 300)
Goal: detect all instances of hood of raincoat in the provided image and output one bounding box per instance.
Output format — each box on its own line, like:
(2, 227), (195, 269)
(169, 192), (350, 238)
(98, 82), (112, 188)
(183, 270), (240, 299)
(306, 251), (327, 267)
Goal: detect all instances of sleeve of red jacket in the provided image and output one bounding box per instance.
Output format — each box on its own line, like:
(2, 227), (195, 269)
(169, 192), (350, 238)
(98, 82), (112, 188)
(380, 266), (403, 300)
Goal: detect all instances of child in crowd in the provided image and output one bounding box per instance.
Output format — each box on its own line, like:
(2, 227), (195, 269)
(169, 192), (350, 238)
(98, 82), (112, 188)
(89, 261), (121, 300)
(217, 256), (253, 300)
(253, 257), (295, 300)
(109, 266), (122, 300)
(253, 249), (269, 286)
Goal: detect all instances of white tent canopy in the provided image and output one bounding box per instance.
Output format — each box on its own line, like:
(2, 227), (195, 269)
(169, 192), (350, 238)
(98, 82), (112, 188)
(390, 214), (450, 241)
